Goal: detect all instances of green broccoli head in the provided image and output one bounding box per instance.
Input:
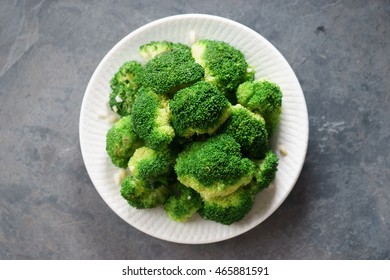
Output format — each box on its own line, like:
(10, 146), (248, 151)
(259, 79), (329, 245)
(169, 81), (232, 138)
(120, 176), (171, 209)
(219, 104), (269, 159)
(164, 183), (202, 222)
(109, 61), (144, 116)
(128, 146), (175, 184)
(139, 41), (189, 61)
(199, 187), (254, 225)
(191, 39), (249, 100)
(105, 115), (143, 168)
(251, 150), (279, 194)
(142, 47), (204, 95)
(131, 87), (175, 150)
(175, 134), (256, 200)
(236, 80), (282, 136)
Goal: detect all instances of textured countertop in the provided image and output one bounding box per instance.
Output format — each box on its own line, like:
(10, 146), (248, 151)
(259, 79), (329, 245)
(1, 0), (389, 259)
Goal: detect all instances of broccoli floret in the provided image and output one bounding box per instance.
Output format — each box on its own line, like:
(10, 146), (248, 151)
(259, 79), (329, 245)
(142, 47), (204, 95)
(139, 41), (189, 61)
(105, 115), (143, 168)
(164, 183), (202, 222)
(191, 39), (249, 100)
(236, 80), (282, 136)
(131, 87), (175, 150)
(199, 187), (254, 225)
(169, 81), (232, 138)
(128, 146), (175, 184)
(175, 134), (256, 200)
(251, 150), (279, 194)
(219, 104), (268, 159)
(109, 61), (144, 116)
(120, 176), (171, 209)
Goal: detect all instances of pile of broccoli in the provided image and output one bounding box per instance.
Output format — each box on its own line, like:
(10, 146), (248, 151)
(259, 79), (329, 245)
(105, 39), (282, 225)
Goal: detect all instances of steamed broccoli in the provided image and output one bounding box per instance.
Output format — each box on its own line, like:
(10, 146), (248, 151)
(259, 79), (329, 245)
(236, 80), (282, 136)
(139, 41), (189, 61)
(219, 104), (268, 159)
(191, 39), (249, 100)
(199, 187), (254, 225)
(169, 81), (232, 138)
(105, 115), (143, 168)
(175, 134), (256, 200)
(109, 61), (144, 116)
(105, 39), (283, 225)
(164, 183), (202, 222)
(120, 176), (171, 209)
(131, 87), (175, 150)
(128, 146), (175, 184)
(251, 150), (279, 194)
(142, 47), (204, 95)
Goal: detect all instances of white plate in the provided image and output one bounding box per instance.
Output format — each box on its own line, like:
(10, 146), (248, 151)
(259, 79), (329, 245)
(79, 14), (308, 244)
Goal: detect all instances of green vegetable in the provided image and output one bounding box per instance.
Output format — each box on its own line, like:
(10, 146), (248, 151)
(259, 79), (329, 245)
(128, 146), (175, 184)
(191, 39), (249, 101)
(142, 47), (204, 95)
(169, 81), (232, 138)
(131, 87), (175, 150)
(236, 80), (282, 136)
(251, 150), (279, 194)
(120, 176), (171, 209)
(105, 115), (143, 168)
(104, 39), (282, 225)
(109, 61), (144, 116)
(139, 41), (189, 61)
(164, 183), (202, 222)
(175, 134), (256, 199)
(199, 187), (254, 225)
(219, 104), (268, 159)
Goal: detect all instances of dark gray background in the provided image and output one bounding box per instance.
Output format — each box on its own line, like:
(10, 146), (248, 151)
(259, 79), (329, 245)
(1, 0), (389, 259)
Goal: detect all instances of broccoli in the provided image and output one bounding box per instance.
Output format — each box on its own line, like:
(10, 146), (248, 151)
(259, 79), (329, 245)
(199, 187), (254, 225)
(191, 39), (249, 101)
(251, 150), (279, 194)
(175, 134), (256, 200)
(109, 61), (144, 116)
(105, 40), (283, 225)
(128, 146), (175, 185)
(139, 41), (189, 61)
(219, 104), (268, 159)
(131, 87), (175, 150)
(142, 47), (204, 95)
(105, 115), (143, 168)
(169, 81), (232, 138)
(120, 176), (171, 209)
(164, 183), (202, 222)
(236, 80), (283, 136)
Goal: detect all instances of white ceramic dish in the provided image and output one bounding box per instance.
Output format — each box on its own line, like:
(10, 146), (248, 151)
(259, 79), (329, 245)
(79, 14), (309, 244)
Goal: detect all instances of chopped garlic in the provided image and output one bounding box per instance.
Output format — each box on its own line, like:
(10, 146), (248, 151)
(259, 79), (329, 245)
(187, 196), (192, 200)
(107, 114), (119, 124)
(279, 145), (288, 156)
(247, 67), (253, 73)
(112, 105), (118, 112)
(98, 111), (119, 123)
(189, 30), (197, 45)
(98, 112), (108, 119)
(114, 169), (128, 186)
(115, 95), (123, 103)
(129, 165), (135, 173)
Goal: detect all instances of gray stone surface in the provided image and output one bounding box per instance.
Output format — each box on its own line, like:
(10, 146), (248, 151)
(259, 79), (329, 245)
(0, 0), (389, 259)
